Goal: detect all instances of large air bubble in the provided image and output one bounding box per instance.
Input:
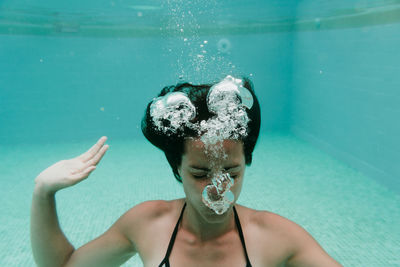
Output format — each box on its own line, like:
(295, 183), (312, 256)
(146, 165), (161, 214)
(202, 173), (235, 215)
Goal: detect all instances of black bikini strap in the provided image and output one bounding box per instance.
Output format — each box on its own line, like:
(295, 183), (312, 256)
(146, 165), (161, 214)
(161, 202), (186, 264)
(233, 206), (252, 267)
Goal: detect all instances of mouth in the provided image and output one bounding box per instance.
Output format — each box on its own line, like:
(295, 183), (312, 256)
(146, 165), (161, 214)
(203, 203), (232, 217)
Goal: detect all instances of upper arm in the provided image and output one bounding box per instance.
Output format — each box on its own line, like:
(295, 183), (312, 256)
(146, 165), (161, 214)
(285, 222), (342, 267)
(64, 210), (137, 267)
(63, 200), (169, 267)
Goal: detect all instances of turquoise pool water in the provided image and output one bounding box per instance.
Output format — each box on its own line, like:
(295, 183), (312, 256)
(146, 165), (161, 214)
(1, 133), (399, 266)
(1, 0), (400, 266)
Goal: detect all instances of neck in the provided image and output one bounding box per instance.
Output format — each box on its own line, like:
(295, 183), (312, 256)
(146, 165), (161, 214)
(181, 200), (236, 242)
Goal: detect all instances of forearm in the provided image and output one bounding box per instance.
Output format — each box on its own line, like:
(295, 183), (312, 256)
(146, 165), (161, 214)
(30, 185), (74, 267)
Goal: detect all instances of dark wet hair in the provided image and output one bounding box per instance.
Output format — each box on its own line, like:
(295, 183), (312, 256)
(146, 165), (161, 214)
(141, 77), (261, 183)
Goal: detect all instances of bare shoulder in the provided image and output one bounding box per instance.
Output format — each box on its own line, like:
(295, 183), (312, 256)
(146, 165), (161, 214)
(235, 206), (298, 257)
(118, 199), (180, 227)
(236, 205), (342, 266)
(239, 206), (293, 228)
(264, 213), (342, 266)
(123, 199), (174, 221)
(236, 204), (298, 237)
(116, 199), (183, 244)
(65, 200), (181, 266)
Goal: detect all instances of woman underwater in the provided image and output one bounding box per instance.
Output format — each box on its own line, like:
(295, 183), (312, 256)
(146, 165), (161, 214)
(31, 76), (342, 266)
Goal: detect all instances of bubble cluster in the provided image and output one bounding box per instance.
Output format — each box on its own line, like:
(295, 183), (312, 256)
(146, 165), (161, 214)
(202, 173), (235, 215)
(150, 92), (196, 135)
(200, 76), (251, 148)
(164, 0), (237, 83)
(199, 106), (249, 147)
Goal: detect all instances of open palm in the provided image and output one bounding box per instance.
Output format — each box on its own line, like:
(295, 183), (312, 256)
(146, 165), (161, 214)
(35, 136), (109, 195)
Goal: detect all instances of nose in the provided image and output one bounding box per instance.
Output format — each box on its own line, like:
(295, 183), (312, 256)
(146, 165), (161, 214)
(212, 173), (234, 195)
(203, 185), (223, 201)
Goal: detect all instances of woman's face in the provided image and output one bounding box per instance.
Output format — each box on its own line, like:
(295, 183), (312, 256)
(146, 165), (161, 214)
(178, 138), (246, 221)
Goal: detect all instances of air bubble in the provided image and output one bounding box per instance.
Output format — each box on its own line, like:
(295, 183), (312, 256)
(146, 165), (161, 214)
(202, 173), (235, 215)
(217, 38), (231, 54)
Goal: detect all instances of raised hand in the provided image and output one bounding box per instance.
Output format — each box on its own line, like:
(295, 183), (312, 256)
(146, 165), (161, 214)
(34, 136), (109, 196)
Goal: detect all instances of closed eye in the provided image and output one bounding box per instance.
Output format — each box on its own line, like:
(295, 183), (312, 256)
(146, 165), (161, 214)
(229, 174), (238, 179)
(192, 174), (208, 179)
(193, 174), (238, 180)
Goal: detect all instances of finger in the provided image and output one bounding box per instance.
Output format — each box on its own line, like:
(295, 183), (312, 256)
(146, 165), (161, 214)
(75, 144), (109, 174)
(70, 166), (96, 181)
(76, 144), (109, 173)
(90, 144), (109, 166)
(79, 136), (107, 162)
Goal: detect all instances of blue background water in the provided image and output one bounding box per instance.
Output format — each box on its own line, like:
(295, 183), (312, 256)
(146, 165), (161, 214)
(0, 0), (399, 266)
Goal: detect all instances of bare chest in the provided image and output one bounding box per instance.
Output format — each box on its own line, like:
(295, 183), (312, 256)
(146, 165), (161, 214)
(137, 226), (290, 267)
(142, 231), (248, 267)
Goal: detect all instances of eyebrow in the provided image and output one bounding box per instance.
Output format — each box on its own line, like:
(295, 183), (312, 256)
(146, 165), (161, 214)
(189, 166), (210, 171)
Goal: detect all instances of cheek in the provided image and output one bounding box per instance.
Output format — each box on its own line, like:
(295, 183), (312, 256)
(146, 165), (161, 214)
(182, 175), (208, 195)
(231, 177), (243, 194)
(181, 179), (196, 201)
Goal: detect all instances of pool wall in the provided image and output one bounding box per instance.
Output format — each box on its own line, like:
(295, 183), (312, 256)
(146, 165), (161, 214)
(289, 1), (400, 193)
